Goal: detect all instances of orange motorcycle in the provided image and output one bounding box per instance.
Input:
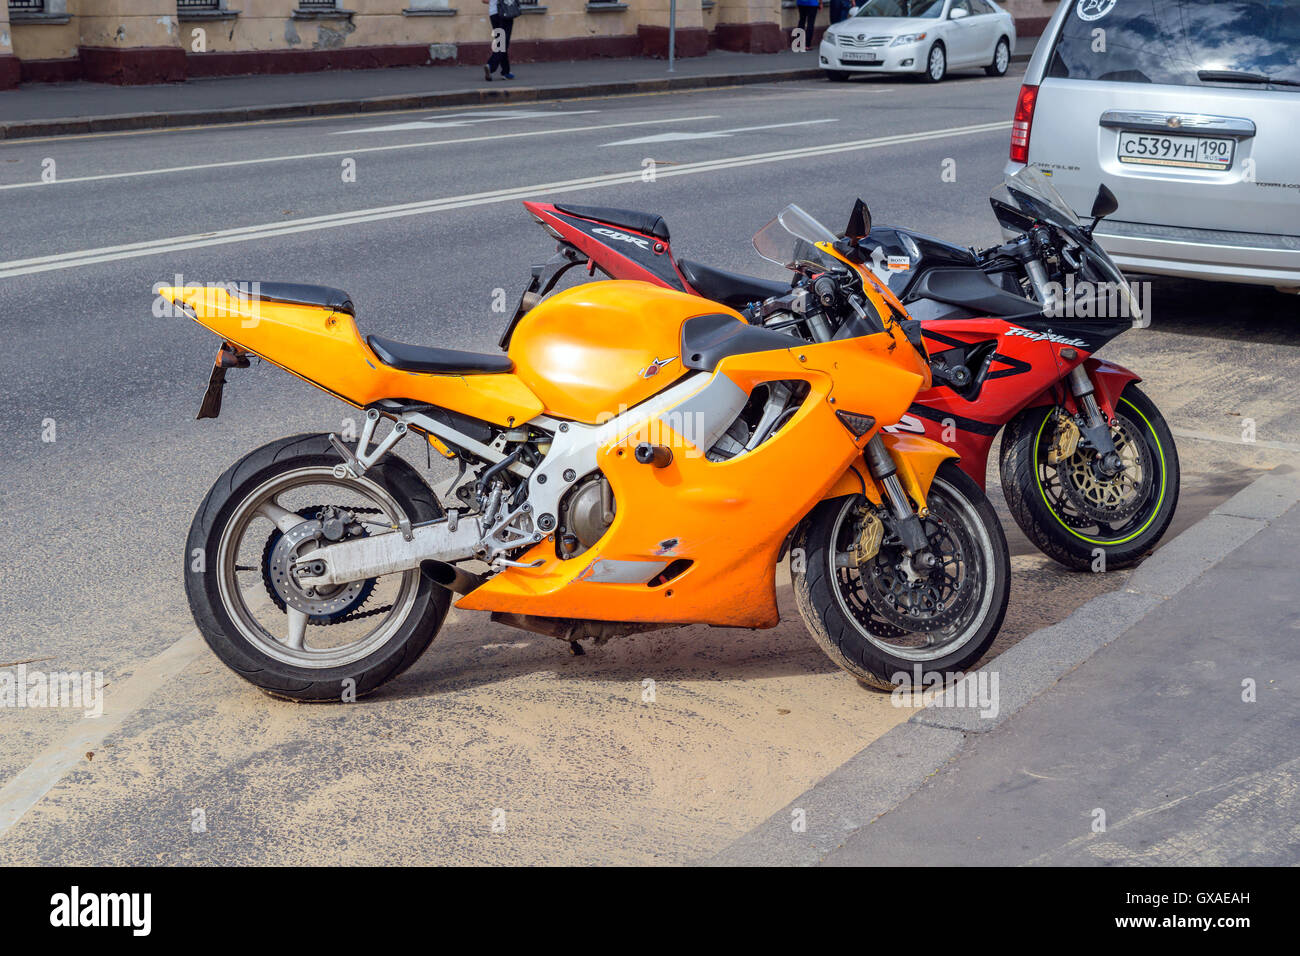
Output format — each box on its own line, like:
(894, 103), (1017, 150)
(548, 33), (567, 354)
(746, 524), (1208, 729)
(162, 203), (1010, 699)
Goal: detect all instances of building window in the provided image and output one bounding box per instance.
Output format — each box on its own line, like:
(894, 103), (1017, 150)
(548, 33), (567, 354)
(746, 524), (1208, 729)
(296, 0), (340, 7)
(177, 0), (221, 9)
(8, 0), (48, 11)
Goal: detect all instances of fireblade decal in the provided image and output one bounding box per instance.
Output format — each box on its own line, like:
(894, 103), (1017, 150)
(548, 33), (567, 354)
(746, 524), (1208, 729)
(1005, 326), (1088, 347)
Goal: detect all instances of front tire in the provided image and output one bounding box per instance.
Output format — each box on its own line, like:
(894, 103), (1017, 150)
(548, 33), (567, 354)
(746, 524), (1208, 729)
(185, 433), (451, 701)
(793, 462), (1010, 689)
(1000, 384), (1180, 571)
(924, 42), (947, 82)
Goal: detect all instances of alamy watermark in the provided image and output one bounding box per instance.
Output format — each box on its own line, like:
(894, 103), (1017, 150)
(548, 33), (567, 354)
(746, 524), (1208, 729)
(0, 664), (104, 718)
(890, 664), (999, 719)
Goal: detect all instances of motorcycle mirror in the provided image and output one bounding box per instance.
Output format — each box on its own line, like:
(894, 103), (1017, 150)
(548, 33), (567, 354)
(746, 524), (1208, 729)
(1090, 183), (1119, 221)
(843, 198), (872, 241)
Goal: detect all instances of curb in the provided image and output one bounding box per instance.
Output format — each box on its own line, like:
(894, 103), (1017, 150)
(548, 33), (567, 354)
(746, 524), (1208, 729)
(706, 464), (1300, 866)
(0, 52), (1030, 141)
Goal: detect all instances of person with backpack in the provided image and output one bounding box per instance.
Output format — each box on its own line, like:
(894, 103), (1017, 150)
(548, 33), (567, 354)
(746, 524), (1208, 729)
(483, 0), (520, 80)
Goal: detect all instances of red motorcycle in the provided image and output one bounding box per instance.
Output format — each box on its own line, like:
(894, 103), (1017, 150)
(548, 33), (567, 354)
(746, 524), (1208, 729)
(515, 169), (1179, 570)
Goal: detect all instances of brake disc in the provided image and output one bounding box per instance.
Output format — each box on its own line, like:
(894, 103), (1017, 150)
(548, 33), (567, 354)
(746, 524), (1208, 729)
(1060, 416), (1152, 524)
(858, 512), (974, 632)
(261, 508), (376, 624)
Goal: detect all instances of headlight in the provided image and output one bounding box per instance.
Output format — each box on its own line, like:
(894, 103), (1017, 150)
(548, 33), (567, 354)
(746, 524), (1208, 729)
(891, 32), (927, 46)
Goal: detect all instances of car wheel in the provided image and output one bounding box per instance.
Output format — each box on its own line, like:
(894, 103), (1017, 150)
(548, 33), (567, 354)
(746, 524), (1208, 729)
(924, 43), (946, 83)
(985, 36), (1010, 76)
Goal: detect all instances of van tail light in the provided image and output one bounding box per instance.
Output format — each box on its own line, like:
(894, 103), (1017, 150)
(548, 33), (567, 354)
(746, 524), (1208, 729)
(1010, 84), (1038, 164)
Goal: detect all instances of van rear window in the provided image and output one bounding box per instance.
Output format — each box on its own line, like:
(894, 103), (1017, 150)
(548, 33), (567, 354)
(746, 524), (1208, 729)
(1047, 0), (1300, 88)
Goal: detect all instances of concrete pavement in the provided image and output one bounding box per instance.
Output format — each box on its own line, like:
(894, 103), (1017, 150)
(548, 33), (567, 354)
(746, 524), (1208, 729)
(711, 466), (1300, 866)
(0, 38), (1038, 139)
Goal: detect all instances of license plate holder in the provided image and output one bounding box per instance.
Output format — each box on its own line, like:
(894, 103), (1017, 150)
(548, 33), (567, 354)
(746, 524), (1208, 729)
(1117, 131), (1235, 170)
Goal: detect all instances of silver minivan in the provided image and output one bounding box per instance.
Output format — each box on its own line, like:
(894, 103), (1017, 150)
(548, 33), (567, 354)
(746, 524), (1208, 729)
(1007, 0), (1300, 293)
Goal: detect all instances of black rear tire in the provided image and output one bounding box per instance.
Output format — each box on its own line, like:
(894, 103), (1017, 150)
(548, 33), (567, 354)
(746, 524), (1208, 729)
(999, 384), (1180, 571)
(792, 462), (1010, 689)
(185, 433), (451, 701)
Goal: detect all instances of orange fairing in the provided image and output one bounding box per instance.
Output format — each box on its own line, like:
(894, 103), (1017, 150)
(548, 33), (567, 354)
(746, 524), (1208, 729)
(159, 285), (542, 427)
(507, 281), (726, 424)
(458, 327), (927, 629)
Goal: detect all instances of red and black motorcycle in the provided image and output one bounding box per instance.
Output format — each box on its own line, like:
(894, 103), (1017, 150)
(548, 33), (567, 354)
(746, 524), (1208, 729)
(515, 169), (1179, 570)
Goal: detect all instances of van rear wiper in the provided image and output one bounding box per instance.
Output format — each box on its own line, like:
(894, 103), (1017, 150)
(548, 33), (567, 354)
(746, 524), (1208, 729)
(1197, 69), (1300, 88)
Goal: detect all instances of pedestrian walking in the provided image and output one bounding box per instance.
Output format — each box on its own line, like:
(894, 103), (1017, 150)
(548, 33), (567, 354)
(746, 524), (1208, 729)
(795, 0), (821, 46)
(484, 0), (520, 81)
(829, 0), (853, 23)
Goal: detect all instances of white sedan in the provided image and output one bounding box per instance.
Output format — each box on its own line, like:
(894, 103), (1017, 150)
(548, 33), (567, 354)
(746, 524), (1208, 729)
(819, 0), (1016, 83)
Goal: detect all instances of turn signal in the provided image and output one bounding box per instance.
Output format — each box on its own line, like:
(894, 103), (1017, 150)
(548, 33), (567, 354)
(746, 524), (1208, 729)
(836, 410), (877, 439)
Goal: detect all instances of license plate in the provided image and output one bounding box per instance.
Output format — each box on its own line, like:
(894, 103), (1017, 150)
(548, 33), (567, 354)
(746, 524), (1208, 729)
(1117, 131), (1235, 170)
(840, 52), (881, 63)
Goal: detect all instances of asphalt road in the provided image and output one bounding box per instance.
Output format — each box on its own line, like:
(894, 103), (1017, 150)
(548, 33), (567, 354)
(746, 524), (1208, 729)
(2, 72), (1298, 864)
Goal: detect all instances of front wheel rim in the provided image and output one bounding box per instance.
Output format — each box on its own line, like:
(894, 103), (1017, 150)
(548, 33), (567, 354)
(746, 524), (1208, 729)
(929, 48), (944, 79)
(827, 477), (998, 663)
(996, 42), (1008, 71)
(1033, 399), (1168, 547)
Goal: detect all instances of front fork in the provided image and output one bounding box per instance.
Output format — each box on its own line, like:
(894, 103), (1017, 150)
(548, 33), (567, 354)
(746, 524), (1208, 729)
(1066, 364), (1123, 477)
(863, 434), (936, 569)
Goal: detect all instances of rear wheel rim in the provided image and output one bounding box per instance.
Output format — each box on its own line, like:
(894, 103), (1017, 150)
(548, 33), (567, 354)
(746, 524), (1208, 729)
(827, 476), (996, 663)
(215, 466), (421, 669)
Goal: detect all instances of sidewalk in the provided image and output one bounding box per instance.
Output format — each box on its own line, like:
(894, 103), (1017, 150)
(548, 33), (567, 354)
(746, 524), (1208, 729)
(0, 38), (1036, 140)
(711, 466), (1300, 866)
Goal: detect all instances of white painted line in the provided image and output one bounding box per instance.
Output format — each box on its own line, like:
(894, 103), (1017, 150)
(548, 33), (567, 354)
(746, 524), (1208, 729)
(0, 115), (722, 192)
(0, 633), (206, 838)
(333, 108), (599, 134)
(0, 121), (1010, 278)
(1171, 427), (1300, 454)
(602, 118), (837, 146)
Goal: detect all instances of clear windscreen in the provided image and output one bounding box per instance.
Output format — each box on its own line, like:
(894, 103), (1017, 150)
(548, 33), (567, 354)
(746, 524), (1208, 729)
(994, 167), (1082, 230)
(752, 205), (843, 273)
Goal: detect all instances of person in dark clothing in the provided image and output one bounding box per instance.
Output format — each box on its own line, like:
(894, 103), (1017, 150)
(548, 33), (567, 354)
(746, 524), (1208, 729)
(795, 0), (821, 45)
(484, 0), (517, 80)
(830, 0), (853, 23)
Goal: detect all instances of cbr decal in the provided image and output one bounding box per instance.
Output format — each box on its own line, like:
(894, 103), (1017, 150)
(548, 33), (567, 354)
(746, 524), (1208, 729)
(592, 227), (651, 250)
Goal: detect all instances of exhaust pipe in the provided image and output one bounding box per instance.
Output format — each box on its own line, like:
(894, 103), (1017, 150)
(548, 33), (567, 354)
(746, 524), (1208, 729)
(421, 561), (484, 595)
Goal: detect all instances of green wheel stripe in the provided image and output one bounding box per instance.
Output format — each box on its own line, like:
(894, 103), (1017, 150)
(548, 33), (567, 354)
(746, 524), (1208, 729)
(1033, 397), (1167, 547)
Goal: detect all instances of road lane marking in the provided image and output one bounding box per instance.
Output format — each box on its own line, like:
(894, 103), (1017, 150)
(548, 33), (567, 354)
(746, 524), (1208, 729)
(333, 108), (599, 134)
(1171, 427), (1300, 454)
(0, 121), (1010, 278)
(0, 115), (721, 192)
(0, 633), (205, 838)
(602, 118), (837, 146)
